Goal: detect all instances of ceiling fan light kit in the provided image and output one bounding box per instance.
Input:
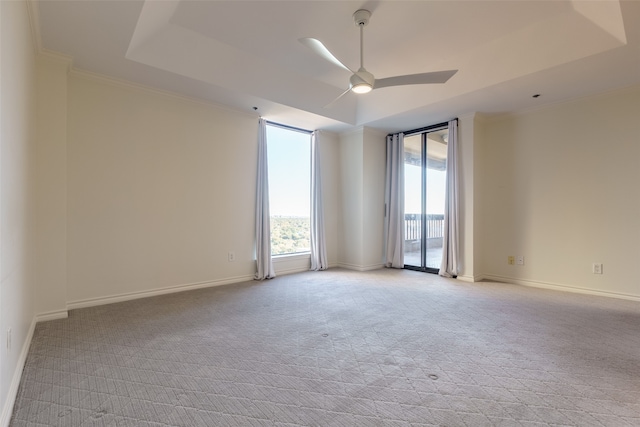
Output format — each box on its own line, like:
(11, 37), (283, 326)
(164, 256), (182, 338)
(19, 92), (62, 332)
(300, 8), (458, 106)
(351, 83), (372, 94)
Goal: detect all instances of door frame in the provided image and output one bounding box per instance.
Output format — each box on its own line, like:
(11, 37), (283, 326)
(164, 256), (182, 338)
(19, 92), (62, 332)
(403, 122), (448, 274)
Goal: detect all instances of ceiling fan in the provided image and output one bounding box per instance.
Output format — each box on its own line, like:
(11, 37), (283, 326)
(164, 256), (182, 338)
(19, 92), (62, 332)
(300, 9), (458, 106)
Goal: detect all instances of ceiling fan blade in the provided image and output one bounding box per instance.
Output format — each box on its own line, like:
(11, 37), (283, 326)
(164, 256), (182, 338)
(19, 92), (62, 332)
(299, 38), (354, 73)
(374, 70), (458, 89)
(324, 87), (352, 109)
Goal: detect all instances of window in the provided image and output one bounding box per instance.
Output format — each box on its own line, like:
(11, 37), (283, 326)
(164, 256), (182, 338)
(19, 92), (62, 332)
(266, 123), (311, 256)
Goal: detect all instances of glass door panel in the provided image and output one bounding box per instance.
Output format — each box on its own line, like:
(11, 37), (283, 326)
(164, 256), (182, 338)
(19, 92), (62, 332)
(425, 131), (447, 270)
(403, 129), (448, 273)
(403, 134), (423, 268)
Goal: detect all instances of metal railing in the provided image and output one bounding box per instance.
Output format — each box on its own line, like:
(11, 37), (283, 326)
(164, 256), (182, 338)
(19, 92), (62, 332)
(405, 214), (444, 241)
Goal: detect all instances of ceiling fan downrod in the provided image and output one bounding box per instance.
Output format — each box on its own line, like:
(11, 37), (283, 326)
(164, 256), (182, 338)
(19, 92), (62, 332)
(351, 9), (373, 93)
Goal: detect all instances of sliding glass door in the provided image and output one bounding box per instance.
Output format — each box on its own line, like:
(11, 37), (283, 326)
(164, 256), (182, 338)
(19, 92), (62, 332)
(403, 128), (448, 272)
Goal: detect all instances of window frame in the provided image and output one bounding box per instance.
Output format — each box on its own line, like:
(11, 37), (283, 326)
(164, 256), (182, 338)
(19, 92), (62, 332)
(265, 121), (313, 257)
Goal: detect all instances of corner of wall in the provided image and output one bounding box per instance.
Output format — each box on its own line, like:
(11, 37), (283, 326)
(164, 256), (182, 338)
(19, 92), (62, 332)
(362, 126), (387, 268)
(0, 318), (36, 427)
(35, 47), (70, 317)
(456, 113), (477, 280)
(337, 129), (364, 267)
(1, 1), (46, 424)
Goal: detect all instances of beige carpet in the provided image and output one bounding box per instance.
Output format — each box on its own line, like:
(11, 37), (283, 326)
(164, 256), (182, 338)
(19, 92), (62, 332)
(10, 268), (640, 426)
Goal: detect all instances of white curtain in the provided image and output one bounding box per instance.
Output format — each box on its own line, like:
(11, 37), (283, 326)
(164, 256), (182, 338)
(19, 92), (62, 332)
(384, 133), (405, 268)
(255, 118), (275, 280)
(439, 119), (460, 278)
(310, 131), (328, 271)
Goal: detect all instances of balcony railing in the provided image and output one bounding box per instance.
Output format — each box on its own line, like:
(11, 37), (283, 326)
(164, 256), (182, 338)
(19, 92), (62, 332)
(405, 214), (444, 241)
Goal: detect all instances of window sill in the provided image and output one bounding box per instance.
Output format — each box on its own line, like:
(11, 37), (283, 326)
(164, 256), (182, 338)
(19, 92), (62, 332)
(272, 252), (310, 262)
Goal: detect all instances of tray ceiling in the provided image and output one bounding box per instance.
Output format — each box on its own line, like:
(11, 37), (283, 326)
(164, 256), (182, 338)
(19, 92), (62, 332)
(36, 0), (640, 132)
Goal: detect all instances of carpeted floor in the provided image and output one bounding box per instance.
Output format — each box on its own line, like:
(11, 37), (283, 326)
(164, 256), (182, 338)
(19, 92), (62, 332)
(9, 268), (640, 426)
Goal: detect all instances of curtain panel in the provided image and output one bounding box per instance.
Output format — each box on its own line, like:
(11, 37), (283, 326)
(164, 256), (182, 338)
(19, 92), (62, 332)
(384, 133), (405, 268)
(310, 131), (328, 271)
(439, 119), (460, 278)
(255, 118), (275, 280)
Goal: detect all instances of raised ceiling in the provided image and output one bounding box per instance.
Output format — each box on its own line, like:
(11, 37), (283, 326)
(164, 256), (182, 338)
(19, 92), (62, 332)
(36, 0), (640, 132)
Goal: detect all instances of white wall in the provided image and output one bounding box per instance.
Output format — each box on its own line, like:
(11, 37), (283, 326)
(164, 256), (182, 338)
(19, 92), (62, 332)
(479, 87), (640, 299)
(35, 52), (70, 318)
(65, 71), (342, 306)
(337, 127), (386, 270)
(362, 127), (386, 269)
(338, 129), (364, 268)
(0, 0), (38, 424)
(66, 72), (260, 305)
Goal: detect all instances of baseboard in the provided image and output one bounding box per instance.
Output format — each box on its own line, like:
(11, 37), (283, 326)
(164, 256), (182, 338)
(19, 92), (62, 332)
(482, 274), (640, 302)
(456, 274), (482, 283)
(67, 274), (255, 310)
(273, 261), (342, 277)
(337, 262), (385, 272)
(0, 317), (37, 427)
(35, 309), (68, 323)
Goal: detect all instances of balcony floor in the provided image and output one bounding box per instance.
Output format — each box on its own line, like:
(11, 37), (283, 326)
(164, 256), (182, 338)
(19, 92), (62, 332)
(404, 246), (442, 270)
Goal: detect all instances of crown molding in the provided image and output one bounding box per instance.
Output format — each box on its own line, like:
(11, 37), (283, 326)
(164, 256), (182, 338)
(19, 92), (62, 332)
(484, 83), (640, 123)
(38, 49), (74, 70)
(68, 68), (256, 118)
(26, 0), (42, 54)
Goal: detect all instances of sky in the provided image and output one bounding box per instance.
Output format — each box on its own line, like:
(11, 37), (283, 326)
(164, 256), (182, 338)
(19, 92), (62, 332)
(266, 125), (311, 217)
(405, 164), (446, 215)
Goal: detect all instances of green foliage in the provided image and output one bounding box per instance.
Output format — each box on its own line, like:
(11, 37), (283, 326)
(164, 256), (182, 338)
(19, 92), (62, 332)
(271, 216), (310, 255)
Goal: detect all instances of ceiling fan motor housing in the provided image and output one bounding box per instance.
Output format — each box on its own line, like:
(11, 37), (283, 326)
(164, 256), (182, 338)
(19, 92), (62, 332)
(350, 68), (375, 93)
(351, 69), (374, 86)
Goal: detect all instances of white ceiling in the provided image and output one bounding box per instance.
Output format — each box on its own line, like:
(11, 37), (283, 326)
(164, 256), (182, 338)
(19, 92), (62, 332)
(36, 0), (640, 133)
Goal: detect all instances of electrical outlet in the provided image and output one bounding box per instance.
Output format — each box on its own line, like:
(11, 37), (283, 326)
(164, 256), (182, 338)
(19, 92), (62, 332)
(508, 256), (515, 265)
(228, 252), (235, 262)
(516, 256), (525, 265)
(593, 263), (603, 274)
